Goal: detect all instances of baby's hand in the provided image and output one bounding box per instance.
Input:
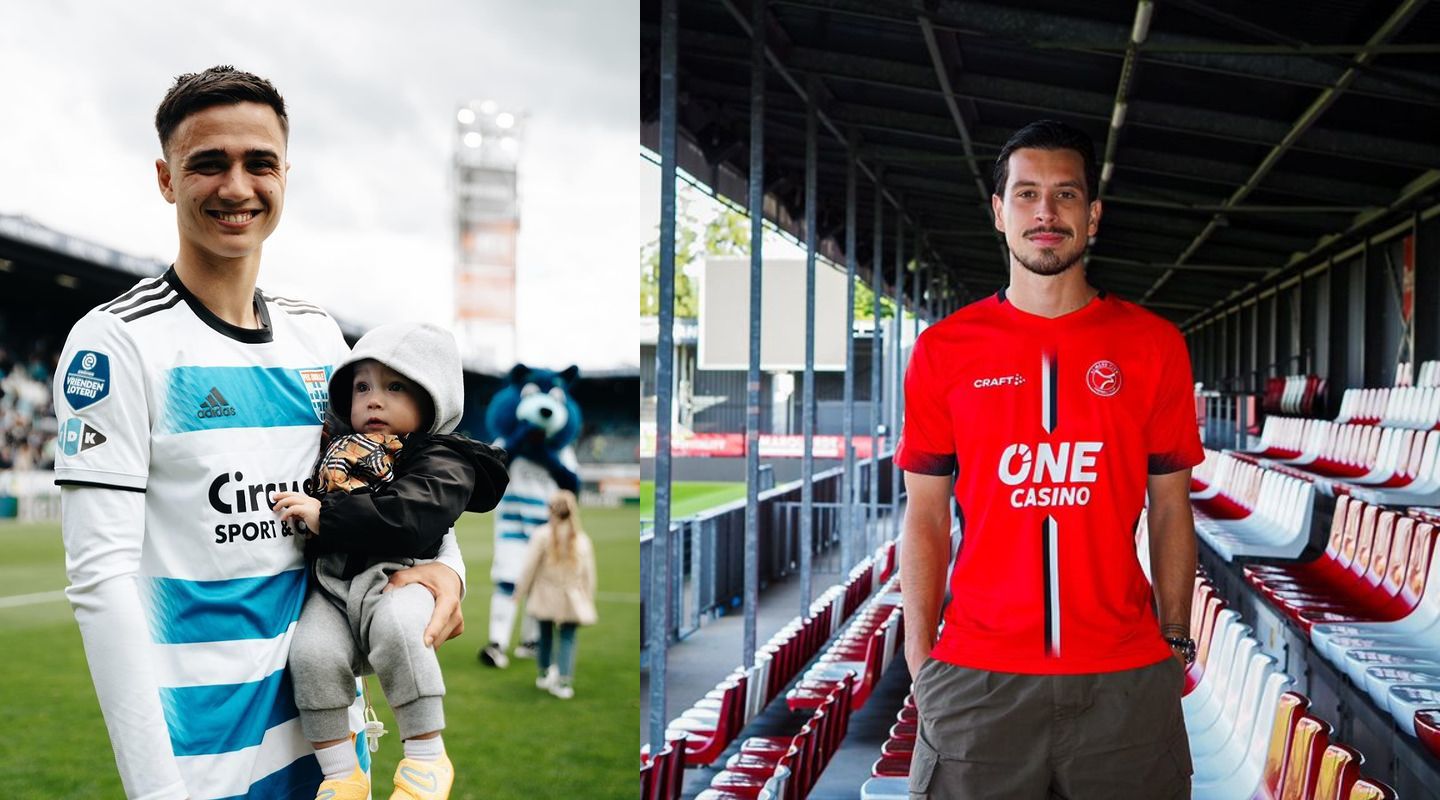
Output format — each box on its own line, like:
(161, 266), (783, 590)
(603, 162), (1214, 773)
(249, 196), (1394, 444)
(272, 491), (321, 537)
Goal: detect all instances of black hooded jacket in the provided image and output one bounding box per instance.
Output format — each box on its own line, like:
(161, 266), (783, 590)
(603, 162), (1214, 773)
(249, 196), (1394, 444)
(306, 432), (509, 578)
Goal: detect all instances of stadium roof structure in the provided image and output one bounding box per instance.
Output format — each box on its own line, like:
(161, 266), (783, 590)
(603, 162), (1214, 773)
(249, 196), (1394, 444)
(0, 213), (638, 379)
(640, 0), (1440, 329)
(0, 214), (167, 284)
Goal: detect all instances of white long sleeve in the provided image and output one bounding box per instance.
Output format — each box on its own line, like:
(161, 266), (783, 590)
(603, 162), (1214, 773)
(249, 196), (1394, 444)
(436, 530), (467, 595)
(62, 486), (187, 800)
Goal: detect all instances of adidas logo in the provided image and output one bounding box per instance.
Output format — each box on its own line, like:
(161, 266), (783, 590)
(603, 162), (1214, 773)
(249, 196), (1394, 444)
(197, 387), (238, 419)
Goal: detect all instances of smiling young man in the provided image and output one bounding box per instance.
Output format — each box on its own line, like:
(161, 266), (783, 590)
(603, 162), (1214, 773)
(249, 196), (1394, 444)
(897, 120), (1203, 798)
(53, 67), (469, 800)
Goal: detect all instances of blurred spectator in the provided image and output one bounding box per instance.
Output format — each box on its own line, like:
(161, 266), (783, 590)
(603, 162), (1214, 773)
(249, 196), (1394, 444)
(0, 340), (58, 472)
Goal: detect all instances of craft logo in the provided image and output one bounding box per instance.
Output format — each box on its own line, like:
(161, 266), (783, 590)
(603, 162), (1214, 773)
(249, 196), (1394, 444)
(299, 368), (329, 422)
(63, 350), (110, 410)
(973, 373), (1027, 389)
(1086, 360), (1122, 397)
(60, 418), (107, 456)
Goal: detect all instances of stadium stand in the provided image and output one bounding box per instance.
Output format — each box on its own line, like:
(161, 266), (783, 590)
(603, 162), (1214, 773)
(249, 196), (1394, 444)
(1191, 449), (1317, 561)
(642, 541), (896, 798)
(642, 2), (1440, 795)
(1188, 374), (1440, 795)
(1265, 375), (1329, 418)
(0, 342), (58, 472)
(643, 400), (1440, 798)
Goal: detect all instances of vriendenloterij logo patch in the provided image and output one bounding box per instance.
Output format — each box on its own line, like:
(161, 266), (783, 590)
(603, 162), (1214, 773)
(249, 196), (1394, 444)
(60, 418), (107, 455)
(63, 351), (110, 409)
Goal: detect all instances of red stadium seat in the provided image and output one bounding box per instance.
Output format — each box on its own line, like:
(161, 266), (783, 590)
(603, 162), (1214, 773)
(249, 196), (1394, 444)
(1276, 715), (1328, 800)
(1311, 743), (1362, 800)
(1345, 777), (1397, 800)
(1259, 692), (1310, 800)
(641, 734), (687, 800)
(1415, 709), (1440, 759)
(871, 753), (912, 778)
(671, 675), (748, 766)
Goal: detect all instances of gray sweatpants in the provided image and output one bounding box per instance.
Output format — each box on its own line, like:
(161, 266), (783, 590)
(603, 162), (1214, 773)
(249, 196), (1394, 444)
(289, 557), (446, 742)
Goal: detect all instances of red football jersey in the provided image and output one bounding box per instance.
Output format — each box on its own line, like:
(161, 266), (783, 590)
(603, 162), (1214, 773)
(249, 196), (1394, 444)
(896, 289), (1204, 674)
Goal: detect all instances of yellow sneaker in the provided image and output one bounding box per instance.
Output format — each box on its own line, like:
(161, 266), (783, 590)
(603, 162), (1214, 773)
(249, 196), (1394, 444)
(315, 764), (370, 800)
(388, 754), (454, 800)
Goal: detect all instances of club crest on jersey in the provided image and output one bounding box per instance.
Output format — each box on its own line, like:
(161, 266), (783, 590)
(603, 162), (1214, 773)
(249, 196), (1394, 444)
(299, 368), (329, 422)
(63, 350), (110, 410)
(1086, 360), (1122, 397)
(60, 418), (107, 455)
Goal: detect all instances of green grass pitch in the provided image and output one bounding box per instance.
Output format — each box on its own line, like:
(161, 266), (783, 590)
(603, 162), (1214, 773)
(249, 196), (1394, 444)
(0, 506), (638, 799)
(639, 480), (746, 520)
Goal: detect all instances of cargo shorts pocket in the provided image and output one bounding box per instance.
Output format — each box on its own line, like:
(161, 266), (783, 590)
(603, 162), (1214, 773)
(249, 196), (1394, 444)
(907, 739), (939, 799)
(910, 657), (941, 710)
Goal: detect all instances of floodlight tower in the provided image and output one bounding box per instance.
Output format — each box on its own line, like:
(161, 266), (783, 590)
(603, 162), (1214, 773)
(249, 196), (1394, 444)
(453, 100), (525, 370)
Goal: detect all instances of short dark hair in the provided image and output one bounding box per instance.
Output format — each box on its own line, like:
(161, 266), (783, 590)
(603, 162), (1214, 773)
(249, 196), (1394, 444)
(155, 66), (288, 156)
(992, 120), (1099, 200)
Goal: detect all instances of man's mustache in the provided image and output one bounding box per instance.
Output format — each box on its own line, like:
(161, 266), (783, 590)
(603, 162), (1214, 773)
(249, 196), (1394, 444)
(1022, 226), (1074, 238)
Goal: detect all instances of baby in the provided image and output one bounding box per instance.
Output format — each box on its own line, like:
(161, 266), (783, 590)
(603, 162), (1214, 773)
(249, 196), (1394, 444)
(273, 322), (507, 800)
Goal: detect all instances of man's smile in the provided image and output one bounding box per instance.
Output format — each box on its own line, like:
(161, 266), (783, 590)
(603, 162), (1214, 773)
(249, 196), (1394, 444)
(207, 209), (261, 227)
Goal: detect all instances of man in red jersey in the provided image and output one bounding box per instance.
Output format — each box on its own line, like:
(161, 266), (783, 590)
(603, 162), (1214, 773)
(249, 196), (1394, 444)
(897, 119), (1202, 798)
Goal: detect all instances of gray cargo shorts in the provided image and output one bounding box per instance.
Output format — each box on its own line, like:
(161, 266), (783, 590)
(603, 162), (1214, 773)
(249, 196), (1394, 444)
(907, 657), (1192, 799)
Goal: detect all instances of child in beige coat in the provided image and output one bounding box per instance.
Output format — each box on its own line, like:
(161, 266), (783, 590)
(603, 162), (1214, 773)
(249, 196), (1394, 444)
(514, 490), (597, 699)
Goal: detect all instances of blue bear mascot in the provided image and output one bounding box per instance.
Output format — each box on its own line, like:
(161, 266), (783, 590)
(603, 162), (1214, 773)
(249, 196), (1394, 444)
(478, 364), (582, 668)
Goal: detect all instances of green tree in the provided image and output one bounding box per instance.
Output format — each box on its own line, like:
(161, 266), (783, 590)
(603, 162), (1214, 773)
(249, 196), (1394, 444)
(641, 190), (749, 318)
(854, 279), (898, 321)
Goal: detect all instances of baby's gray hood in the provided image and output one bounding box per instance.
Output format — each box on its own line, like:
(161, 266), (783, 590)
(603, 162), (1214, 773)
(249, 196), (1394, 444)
(329, 322), (463, 435)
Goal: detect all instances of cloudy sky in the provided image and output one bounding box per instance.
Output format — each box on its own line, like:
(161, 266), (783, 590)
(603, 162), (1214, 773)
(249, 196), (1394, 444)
(0, 1), (638, 370)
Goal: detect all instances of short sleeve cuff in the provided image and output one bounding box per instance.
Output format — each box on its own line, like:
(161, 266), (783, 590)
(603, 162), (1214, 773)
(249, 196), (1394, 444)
(895, 447), (957, 476)
(54, 467), (147, 492)
(1147, 450), (1204, 476)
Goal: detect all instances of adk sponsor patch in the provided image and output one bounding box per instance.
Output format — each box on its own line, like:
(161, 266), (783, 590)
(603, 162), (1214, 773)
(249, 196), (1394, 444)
(63, 351), (110, 409)
(60, 418), (108, 455)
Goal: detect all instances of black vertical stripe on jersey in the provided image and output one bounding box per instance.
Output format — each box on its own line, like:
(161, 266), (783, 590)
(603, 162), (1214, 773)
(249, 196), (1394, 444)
(1045, 350), (1058, 433)
(1042, 516), (1056, 658)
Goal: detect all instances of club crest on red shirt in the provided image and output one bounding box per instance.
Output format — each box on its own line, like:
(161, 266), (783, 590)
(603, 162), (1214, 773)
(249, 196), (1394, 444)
(1086, 360), (1122, 397)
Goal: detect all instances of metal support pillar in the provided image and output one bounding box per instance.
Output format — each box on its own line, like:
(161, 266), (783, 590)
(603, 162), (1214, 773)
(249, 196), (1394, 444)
(914, 260), (925, 331)
(742, 0), (765, 670)
(1416, 214), (1439, 367)
(914, 237), (923, 343)
(646, 0), (678, 752)
(800, 77), (818, 615)
(869, 187), (883, 557)
(1360, 241), (1384, 387)
(891, 215), (905, 541)
(841, 144), (858, 574)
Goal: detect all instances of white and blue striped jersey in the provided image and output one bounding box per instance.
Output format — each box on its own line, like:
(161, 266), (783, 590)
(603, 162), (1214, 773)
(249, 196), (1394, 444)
(54, 269), (461, 799)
